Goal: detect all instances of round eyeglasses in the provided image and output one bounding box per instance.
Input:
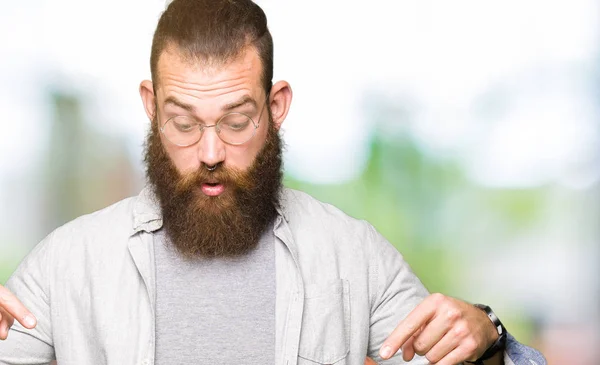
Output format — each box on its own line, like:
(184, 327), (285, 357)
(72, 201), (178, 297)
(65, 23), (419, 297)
(160, 98), (267, 147)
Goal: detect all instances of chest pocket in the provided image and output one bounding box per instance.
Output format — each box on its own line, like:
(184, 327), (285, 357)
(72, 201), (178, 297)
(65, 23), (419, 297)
(298, 279), (350, 364)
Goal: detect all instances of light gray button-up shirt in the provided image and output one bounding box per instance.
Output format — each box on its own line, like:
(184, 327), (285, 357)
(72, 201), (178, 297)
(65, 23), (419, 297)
(0, 187), (545, 365)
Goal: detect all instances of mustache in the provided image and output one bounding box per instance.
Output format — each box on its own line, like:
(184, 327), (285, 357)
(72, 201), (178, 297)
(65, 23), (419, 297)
(175, 164), (254, 194)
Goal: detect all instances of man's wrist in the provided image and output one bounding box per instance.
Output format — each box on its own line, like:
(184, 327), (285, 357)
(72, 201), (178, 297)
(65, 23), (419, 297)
(467, 304), (507, 365)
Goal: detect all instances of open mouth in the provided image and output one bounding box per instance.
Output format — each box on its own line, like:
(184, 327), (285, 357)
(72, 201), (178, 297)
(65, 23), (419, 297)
(201, 182), (225, 197)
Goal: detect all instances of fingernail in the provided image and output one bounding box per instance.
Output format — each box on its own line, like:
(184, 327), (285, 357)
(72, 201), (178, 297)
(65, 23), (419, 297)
(24, 315), (36, 327)
(380, 345), (392, 359)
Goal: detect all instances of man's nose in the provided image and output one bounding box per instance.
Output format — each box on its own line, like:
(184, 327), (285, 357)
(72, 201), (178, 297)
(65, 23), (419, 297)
(197, 125), (225, 168)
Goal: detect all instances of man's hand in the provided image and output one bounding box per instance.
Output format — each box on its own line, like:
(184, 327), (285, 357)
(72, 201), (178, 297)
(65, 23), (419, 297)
(379, 293), (499, 365)
(0, 284), (36, 340)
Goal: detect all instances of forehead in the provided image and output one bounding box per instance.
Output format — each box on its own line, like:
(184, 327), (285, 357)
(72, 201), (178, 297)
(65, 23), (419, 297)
(155, 46), (263, 101)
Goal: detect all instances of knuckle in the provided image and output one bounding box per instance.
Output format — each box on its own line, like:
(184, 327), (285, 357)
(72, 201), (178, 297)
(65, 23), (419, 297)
(413, 340), (427, 354)
(425, 351), (442, 364)
(430, 292), (445, 304)
(414, 348), (427, 356)
(463, 337), (479, 353)
(445, 308), (461, 321)
(0, 295), (13, 310)
(452, 323), (469, 338)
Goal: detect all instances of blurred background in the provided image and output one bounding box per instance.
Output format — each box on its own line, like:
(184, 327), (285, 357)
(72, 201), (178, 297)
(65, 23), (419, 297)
(1, 0), (598, 363)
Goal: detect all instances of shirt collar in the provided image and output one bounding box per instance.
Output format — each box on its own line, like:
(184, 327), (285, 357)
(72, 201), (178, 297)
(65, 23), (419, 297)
(131, 186), (163, 235)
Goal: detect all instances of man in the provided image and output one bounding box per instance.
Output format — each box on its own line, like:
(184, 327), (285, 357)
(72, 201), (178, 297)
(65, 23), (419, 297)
(0, 0), (545, 364)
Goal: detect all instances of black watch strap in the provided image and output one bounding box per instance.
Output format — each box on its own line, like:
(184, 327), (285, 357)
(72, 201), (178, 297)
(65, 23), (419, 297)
(466, 304), (507, 365)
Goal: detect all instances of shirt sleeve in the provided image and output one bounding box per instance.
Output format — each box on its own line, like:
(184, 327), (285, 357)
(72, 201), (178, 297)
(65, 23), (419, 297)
(503, 333), (547, 365)
(0, 234), (56, 365)
(365, 224), (430, 364)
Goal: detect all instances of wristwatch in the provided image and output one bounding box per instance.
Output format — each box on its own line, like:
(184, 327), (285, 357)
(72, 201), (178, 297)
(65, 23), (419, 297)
(466, 304), (507, 365)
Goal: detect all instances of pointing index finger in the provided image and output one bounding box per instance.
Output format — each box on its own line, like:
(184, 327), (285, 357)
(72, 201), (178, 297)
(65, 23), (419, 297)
(379, 295), (439, 359)
(0, 285), (36, 329)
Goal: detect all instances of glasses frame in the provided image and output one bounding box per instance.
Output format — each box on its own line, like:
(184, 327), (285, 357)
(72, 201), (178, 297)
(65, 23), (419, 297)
(160, 94), (269, 147)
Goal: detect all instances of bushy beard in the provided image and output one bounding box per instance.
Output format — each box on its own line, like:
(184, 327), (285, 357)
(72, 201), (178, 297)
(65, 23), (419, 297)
(144, 113), (283, 258)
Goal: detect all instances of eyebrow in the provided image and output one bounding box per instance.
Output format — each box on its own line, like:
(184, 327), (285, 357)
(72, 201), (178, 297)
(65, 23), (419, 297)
(222, 95), (257, 112)
(162, 95), (258, 113)
(163, 96), (195, 113)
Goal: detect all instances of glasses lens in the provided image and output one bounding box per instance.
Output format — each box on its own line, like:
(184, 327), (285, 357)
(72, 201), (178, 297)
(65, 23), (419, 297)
(218, 113), (256, 144)
(162, 116), (200, 146)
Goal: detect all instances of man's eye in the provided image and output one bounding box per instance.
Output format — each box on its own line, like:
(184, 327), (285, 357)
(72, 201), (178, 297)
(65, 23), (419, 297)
(175, 123), (195, 132)
(223, 119), (250, 131)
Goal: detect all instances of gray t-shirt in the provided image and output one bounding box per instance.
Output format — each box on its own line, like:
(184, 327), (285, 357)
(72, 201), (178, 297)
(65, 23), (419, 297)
(154, 227), (276, 364)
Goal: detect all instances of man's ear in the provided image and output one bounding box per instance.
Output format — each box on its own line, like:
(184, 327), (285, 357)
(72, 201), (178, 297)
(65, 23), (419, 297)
(139, 80), (156, 122)
(268, 81), (292, 131)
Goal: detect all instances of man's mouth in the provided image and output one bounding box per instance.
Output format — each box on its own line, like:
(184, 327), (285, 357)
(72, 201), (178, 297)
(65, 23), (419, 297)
(201, 182), (225, 197)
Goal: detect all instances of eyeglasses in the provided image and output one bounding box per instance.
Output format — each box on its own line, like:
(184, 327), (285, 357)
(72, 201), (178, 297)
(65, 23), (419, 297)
(160, 95), (268, 147)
